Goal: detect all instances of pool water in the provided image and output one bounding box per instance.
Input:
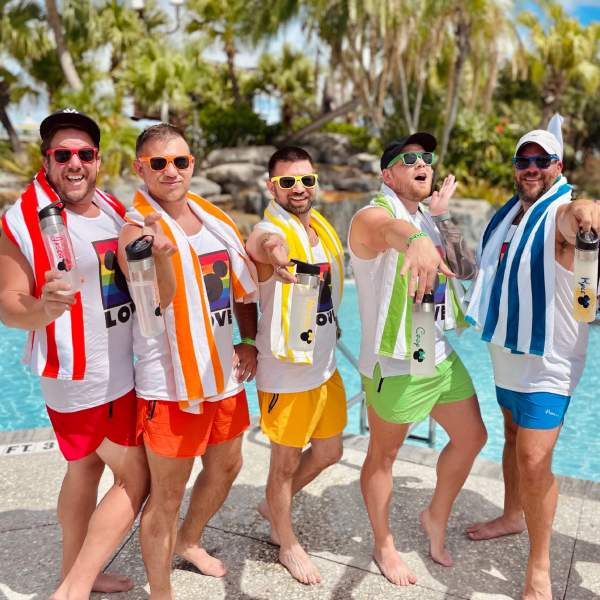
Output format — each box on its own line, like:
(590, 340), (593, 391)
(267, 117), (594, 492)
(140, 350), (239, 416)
(1, 283), (599, 483)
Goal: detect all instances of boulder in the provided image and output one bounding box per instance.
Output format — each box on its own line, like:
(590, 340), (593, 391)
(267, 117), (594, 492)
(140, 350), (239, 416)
(190, 176), (221, 198)
(204, 163), (266, 186)
(206, 146), (277, 168)
(317, 164), (379, 193)
(349, 152), (380, 174)
(103, 176), (139, 206)
(296, 133), (354, 165)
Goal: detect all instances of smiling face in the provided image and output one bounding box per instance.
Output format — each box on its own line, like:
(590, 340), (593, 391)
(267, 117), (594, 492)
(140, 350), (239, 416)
(514, 142), (562, 207)
(267, 159), (316, 216)
(42, 128), (100, 207)
(133, 134), (194, 205)
(381, 143), (433, 203)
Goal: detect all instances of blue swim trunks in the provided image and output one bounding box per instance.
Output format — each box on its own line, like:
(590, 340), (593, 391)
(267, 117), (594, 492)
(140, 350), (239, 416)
(495, 386), (571, 430)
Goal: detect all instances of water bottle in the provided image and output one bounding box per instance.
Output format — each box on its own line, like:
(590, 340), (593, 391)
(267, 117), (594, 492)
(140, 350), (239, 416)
(287, 259), (321, 352)
(573, 229), (599, 323)
(410, 293), (436, 376)
(125, 236), (164, 337)
(38, 201), (80, 294)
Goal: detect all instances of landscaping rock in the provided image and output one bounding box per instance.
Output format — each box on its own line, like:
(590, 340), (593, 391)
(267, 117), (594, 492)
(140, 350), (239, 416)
(349, 152), (380, 174)
(297, 133), (354, 165)
(206, 146), (277, 168)
(190, 176), (221, 198)
(205, 163), (266, 186)
(104, 176), (139, 206)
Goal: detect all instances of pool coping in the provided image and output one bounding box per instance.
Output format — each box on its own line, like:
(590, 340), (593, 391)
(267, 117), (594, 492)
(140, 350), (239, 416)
(2, 419), (599, 501)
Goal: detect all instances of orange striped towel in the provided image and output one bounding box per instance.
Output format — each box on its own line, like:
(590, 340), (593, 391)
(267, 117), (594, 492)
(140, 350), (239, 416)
(128, 188), (257, 405)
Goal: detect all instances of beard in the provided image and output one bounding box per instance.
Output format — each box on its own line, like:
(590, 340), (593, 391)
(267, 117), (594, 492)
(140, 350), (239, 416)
(516, 178), (552, 205)
(282, 196), (313, 215)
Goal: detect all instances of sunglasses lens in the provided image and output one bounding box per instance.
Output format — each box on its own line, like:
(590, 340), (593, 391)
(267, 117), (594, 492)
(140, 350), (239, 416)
(301, 175), (317, 187)
(53, 149), (72, 163)
(278, 177), (296, 189)
(173, 156), (190, 169)
(149, 157), (168, 171)
(535, 158), (552, 169)
(514, 158), (529, 170)
(78, 148), (95, 162)
(403, 153), (418, 165)
(422, 152), (434, 165)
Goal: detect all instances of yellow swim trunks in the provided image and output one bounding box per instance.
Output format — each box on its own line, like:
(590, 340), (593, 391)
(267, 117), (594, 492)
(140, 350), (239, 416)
(258, 370), (347, 448)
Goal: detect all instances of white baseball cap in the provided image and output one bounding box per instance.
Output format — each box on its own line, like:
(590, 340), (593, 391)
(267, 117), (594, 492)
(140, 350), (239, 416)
(514, 129), (562, 160)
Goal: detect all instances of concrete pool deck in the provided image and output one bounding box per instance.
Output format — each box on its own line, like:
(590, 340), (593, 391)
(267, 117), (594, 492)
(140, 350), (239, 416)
(1, 424), (599, 600)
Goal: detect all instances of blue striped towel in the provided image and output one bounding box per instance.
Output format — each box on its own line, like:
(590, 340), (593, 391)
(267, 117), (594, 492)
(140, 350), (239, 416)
(465, 176), (572, 356)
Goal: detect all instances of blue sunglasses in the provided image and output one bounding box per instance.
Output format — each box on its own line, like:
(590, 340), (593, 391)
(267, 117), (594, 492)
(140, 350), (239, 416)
(512, 154), (559, 170)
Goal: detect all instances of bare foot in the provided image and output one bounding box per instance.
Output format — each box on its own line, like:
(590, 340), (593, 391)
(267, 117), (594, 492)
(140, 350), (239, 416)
(419, 509), (453, 567)
(174, 541), (227, 577)
(279, 543), (321, 585)
(373, 545), (417, 586)
(522, 562), (552, 599)
(92, 572), (134, 593)
(257, 499), (280, 545)
(466, 514), (526, 541)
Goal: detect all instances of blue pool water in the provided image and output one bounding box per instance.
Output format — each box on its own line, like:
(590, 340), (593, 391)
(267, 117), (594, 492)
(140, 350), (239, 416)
(1, 283), (599, 483)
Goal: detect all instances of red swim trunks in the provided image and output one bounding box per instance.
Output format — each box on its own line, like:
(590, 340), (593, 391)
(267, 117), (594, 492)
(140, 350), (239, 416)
(46, 389), (140, 461)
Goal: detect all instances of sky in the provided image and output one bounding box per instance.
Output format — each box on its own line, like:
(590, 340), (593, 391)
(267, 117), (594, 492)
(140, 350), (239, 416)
(6, 0), (600, 128)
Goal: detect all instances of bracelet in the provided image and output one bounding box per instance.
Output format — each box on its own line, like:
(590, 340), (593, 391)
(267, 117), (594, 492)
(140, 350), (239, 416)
(432, 212), (451, 223)
(240, 337), (256, 347)
(407, 231), (428, 245)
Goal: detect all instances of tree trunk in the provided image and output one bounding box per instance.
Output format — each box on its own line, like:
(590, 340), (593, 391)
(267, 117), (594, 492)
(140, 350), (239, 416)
(224, 35), (241, 106)
(45, 0), (83, 91)
(0, 103), (24, 156)
(283, 97), (360, 144)
(439, 16), (471, 165)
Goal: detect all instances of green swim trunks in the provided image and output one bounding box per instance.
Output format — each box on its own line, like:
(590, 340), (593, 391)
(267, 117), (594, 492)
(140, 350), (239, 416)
(362, 352), (475, 424)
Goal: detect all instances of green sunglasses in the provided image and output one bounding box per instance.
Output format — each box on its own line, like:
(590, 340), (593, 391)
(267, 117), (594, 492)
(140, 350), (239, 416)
(388, 151), (437, 168)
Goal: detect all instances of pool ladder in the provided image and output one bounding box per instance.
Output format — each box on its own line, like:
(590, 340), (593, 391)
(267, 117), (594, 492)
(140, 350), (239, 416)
(337, 340), (437, 448)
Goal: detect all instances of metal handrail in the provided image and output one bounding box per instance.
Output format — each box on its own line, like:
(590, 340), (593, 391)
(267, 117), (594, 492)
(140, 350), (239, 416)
(336, 340), (437, 447)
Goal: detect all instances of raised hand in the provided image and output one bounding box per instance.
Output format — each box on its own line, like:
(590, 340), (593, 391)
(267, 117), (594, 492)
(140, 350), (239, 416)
(428, 174), (458, 217)
(142, 212), (177, 258)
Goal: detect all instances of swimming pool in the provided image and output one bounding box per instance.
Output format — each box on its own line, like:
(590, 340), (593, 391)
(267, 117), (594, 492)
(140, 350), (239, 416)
(1, 283), (599, 483)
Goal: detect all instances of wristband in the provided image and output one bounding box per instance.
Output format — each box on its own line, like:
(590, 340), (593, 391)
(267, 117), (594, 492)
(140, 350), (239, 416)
(432, 212), (451, 223)
(407, 231), (428, 245)
(240, 337), (256, 347)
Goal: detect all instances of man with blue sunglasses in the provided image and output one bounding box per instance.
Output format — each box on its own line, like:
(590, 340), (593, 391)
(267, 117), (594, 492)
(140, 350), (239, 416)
(465, 126), (599, 599)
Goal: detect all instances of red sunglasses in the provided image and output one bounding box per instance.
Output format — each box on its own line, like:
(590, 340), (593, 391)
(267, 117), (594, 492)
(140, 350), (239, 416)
(46, 147), (98, 164)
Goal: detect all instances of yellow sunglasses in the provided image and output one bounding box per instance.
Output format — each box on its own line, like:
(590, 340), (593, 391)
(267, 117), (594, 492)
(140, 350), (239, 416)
(270, 173), (319, 189)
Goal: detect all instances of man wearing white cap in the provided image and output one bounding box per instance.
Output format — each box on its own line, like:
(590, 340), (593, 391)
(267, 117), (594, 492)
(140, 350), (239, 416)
(464, 122), (599, 599)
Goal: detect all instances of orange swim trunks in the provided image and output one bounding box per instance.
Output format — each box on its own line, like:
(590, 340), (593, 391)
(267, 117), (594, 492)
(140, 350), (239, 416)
(137, 389), (250, 458)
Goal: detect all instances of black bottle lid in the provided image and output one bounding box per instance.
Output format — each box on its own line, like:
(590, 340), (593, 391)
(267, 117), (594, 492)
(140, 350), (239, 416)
(422, 293), (435, 304)
(576, 229), (599, 251)
(38, 201), (64, 220)
(291, 258), (320, 276)
(125, 236), (153, 261)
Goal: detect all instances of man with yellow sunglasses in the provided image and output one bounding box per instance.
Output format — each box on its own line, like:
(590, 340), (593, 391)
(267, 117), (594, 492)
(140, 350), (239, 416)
(247, 146), (346, 586)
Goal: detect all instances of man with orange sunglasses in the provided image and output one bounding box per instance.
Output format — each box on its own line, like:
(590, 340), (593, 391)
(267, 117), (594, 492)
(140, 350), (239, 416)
(118, 123), (258, 599)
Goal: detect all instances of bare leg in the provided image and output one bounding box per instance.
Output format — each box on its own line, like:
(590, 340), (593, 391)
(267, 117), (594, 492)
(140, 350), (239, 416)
(420, 396), (487, 566)
(360, 407), (416, 586)
(266, 441), (330, 585)
(517, 426), (560, 600)
(467, 407), (526, 540)
(174, 434), (244, 577)
(50, 440), (149, 600)
(257, 434), (343, 544)
(140, 446), (194, 600)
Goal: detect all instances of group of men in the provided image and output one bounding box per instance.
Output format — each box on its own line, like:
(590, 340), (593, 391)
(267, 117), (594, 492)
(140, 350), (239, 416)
(0, 107), (595, 600)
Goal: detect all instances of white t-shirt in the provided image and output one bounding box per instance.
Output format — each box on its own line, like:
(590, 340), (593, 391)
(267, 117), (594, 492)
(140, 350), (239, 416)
(133, 225), (243, 402)
(255, 238), (338, 393)
(349, 208), (453, 378)
(489, 254), (588, 396)
(40, 209), (135, 412)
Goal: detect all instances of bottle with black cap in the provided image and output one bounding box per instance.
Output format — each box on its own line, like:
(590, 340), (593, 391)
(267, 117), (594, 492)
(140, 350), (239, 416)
(410, 293), (436, 376)
(125, 236), (164, 337)
(573, 229), (599, 322)
(38, 201), (80, 294)
(288, 258), (321, 352)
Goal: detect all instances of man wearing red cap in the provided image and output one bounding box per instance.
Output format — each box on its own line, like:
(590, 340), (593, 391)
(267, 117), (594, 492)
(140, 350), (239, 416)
(0, 109), (147, 599)
(465, 127), (599, 599)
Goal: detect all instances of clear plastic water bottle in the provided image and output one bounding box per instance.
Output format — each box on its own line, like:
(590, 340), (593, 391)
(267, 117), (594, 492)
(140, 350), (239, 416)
(287, 259), (321, 352)
(125, 236), (164, 337)
(410, 293), (436, 376)
(38, 201), (80, 294)
(573, 229), (599, 323)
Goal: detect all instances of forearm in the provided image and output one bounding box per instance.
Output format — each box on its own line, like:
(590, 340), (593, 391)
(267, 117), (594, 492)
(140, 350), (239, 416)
(0, 292), (52, 330)
(380, 219), (420, 253)
(434, 215), (478, 280)
(233, 300), (257, 339)
(247, 230), (289, 265)
(154, 255), (176, 309)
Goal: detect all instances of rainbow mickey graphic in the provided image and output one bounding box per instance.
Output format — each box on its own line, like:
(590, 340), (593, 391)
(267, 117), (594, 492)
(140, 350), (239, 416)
(198, 250), (231, 311)
(93, 238), (131, 309)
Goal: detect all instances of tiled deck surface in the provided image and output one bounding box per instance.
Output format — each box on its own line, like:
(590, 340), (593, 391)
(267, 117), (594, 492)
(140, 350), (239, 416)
(1, 425), (599, 600)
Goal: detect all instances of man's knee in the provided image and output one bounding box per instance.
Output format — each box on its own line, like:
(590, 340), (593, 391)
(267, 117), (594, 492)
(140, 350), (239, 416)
(269, 447), (302, 481)
(313, 439), (343, 470)
(518, 446), (553, 484)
